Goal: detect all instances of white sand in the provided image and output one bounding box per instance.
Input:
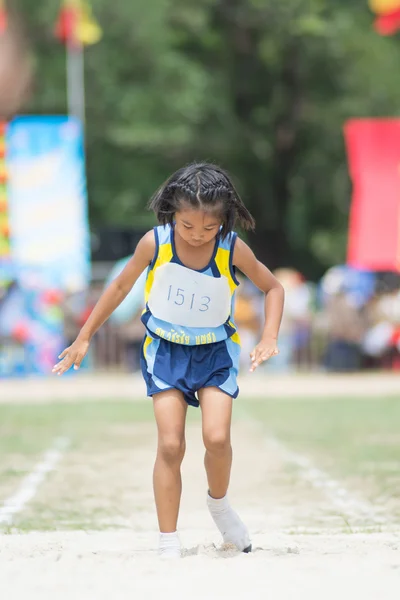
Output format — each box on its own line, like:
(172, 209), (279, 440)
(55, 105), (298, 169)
(1, 531), (400, 600)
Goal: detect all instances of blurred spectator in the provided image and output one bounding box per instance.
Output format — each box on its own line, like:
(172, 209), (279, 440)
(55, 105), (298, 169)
(234, 276), (262, 371)
(320, 291), (366, 372)
(116, 308), (144, 372)
(4, 257), (398, 375)
(271, 269), (312, 372)
(363, 288), (400, 370)
(62, 290), (87, 347)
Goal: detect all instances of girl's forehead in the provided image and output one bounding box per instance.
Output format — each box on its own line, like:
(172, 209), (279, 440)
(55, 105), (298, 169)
(175, 207), (221, 225)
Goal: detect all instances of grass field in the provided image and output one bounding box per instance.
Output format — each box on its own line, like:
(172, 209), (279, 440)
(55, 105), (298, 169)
(1, 379), (400, 599)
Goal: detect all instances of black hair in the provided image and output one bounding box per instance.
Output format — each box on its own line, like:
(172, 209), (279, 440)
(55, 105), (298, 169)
(148, 162), (255, 239)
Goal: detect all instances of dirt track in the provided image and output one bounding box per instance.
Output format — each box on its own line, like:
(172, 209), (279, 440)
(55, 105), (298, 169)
(2, 371), (400, 402)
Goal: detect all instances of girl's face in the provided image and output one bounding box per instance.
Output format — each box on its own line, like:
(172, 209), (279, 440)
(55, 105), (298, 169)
(174, 206), (222, 247)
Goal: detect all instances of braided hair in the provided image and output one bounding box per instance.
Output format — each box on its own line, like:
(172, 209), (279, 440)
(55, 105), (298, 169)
(148, 163), (255, 239)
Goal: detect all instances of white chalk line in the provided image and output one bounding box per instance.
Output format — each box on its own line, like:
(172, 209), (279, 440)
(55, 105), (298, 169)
(236, 405), (387, 526)
(266, 436), (386, 525)
(0, 437), (70, 526)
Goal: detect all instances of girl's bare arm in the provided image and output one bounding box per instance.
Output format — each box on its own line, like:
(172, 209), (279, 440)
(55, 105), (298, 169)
(53, 231), (155, 375)
(233, 237), (285, 371)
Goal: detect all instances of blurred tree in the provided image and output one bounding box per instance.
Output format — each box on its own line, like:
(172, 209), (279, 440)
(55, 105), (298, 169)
(13, 0), (400, 277)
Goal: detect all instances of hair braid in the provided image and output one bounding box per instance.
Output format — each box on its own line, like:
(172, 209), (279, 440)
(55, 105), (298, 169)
(148, 162), (256, 238)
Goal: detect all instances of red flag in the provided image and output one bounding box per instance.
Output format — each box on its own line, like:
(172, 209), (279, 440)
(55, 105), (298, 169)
(374, 8), (400, 34)
(55, 3), (79, 45)
(344, 119), (400, 272)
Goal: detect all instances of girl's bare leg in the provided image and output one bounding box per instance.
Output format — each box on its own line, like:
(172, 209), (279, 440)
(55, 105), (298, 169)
(199, 387), (251, 552)
(153, 389), (187, 556)
(199, 386), (233, 499)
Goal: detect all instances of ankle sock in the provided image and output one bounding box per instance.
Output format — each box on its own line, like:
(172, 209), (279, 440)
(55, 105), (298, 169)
(207, 492), (251, 552)
(158, 531), (181, 559)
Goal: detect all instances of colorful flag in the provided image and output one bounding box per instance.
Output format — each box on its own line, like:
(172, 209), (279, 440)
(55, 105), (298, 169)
(344, 119), (400, 272)
(369, 0), (400, 34)
(0, 122), (10, 259)
(55, 0), (102, 46)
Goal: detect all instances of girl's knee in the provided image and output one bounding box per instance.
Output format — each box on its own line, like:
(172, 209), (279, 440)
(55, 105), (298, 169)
(203, 430), (231, 454)
(158, 436), (186, 464)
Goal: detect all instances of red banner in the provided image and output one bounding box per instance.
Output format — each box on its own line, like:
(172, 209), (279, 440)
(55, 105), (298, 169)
(344, 119), (400, 272)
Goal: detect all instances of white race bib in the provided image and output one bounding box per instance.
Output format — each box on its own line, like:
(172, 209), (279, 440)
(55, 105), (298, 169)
(148, 263), (231, 328)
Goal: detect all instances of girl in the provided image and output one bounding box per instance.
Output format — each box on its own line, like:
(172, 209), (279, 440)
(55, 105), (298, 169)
(53, 163), (284, 558)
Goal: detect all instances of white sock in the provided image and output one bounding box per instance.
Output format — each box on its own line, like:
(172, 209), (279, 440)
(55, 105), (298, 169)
(207, 492), (251, 552)
(158, 531), (181, 559)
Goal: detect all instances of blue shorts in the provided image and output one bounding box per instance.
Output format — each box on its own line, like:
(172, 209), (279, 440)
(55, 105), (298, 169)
(140, 332), (240, 407)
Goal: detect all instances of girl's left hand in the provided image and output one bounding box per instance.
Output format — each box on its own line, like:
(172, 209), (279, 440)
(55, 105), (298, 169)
(250, 336), (279, 372)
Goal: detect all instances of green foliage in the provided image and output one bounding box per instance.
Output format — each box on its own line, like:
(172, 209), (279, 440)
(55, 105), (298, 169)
(13, 0), (400, 277)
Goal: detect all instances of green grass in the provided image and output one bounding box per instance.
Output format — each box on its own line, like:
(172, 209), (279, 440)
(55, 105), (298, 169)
(0, 401), (154, 454)
(1, 395), (400, 532)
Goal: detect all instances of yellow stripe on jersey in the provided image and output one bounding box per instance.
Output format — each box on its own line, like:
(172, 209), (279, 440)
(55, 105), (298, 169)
(230, 331), (241, 345)
(144, 242), (173, 304)
(214, 247), (238, 295)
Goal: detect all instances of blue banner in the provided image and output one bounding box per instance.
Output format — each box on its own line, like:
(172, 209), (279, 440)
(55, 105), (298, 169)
(6, 116), (90, 291)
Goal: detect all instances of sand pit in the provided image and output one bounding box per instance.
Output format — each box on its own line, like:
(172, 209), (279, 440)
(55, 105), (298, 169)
(1, 531), (400, 600)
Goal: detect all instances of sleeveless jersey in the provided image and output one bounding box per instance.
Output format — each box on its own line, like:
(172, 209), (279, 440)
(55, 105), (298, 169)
(141, 225), (241, 346)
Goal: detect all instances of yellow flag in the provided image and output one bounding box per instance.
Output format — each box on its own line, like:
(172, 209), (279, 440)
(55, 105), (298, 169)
(62, 0), (102, 46)
(369, 0), (400, 15)
(76, 1), (102, 45)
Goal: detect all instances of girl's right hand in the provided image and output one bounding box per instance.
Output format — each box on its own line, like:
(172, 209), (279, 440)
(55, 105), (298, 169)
(52, 338), (90, 376)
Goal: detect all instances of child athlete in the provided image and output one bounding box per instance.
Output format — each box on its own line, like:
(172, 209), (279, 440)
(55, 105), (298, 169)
(53, 163), (285, 558)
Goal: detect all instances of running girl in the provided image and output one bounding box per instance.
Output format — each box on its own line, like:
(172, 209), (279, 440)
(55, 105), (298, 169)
(53, 163), (285, 558)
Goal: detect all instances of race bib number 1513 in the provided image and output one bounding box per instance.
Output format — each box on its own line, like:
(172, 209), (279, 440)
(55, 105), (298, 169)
(148, 263), (231, 328)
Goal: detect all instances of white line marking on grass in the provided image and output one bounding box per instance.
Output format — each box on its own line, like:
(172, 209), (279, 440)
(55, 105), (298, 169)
(236, 404), (387, 526)
(266, 435), (386, 525)
(0, 437), (70, 526)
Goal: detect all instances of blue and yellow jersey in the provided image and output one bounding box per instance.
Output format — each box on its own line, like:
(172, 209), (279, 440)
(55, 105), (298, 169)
(141, 225), (241, 346)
